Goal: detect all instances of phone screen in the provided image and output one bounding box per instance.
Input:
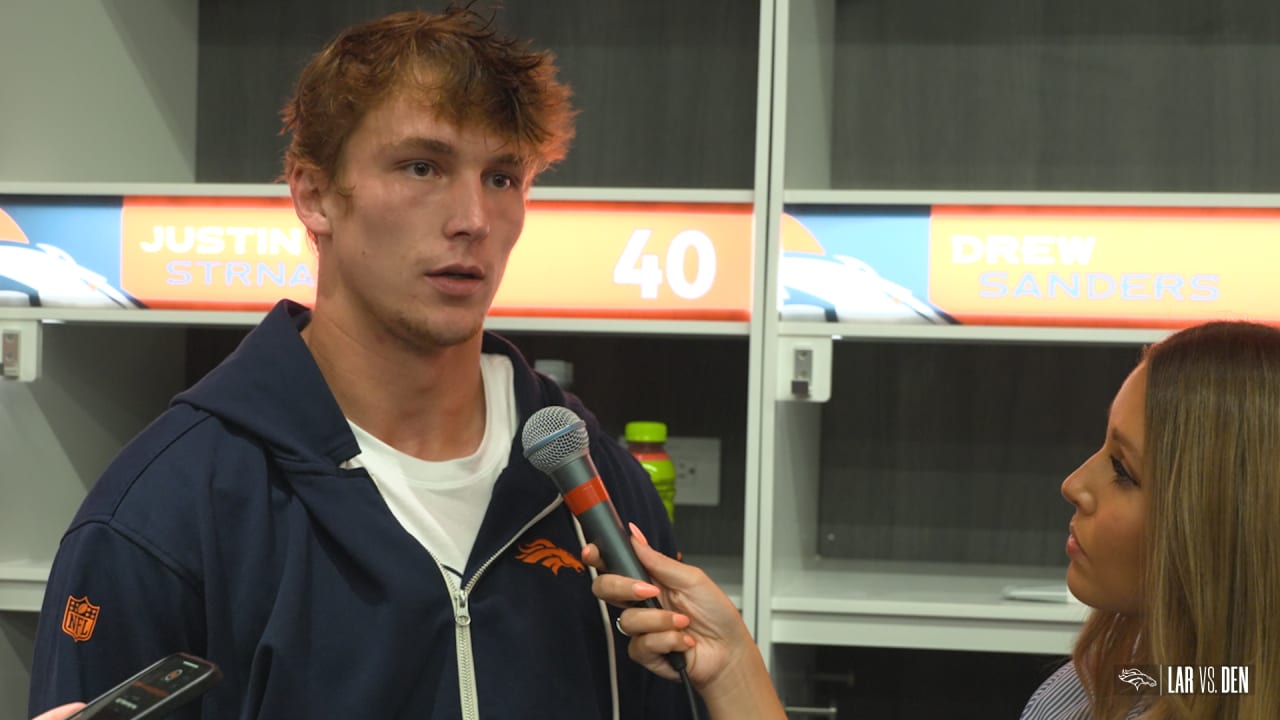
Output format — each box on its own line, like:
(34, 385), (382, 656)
(68, 654), (220, 720)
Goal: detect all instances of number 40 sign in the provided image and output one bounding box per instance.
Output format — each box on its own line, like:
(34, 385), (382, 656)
(614, 228), (717, 300)
(494, 203), (753, 320)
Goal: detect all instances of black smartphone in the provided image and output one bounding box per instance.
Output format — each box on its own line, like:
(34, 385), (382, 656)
(64, 652), (222, 719)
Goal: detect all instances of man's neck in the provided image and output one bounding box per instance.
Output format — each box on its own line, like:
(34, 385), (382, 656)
(301, 308), (487, 462)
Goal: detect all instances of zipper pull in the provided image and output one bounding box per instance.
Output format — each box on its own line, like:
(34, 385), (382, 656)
(453, 588), (472, 627)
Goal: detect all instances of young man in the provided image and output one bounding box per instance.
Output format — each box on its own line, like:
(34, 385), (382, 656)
(29, 9), (691, 719)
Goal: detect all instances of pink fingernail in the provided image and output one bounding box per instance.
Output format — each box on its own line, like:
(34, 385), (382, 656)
(629, 522), (650, 546)
(634, 582), (660, 598)
(684, 635), (696, 648)
(673, 613), (690, 629)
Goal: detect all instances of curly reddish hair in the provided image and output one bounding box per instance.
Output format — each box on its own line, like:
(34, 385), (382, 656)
(280, 6), (575, 183)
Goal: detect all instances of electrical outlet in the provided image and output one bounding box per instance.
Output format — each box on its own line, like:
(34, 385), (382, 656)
(665, 436), (720, 506)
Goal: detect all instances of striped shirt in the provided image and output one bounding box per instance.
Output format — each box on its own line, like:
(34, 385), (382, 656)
(1021, 661), (1147, 719)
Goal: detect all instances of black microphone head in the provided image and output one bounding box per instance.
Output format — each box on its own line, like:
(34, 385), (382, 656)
(522, 405), (589, 473)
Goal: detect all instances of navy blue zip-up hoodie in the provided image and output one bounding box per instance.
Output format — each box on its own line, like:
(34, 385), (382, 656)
(29, 300), (694, 719)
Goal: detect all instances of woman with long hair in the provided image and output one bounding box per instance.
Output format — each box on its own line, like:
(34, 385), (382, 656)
(589, 321), (1280, 719)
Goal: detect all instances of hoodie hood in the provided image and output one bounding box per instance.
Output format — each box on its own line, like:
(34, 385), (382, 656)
(173, 300), (567, 468)
(172, 300), (356, 465)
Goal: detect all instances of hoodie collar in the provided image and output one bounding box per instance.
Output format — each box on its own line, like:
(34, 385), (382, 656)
(174, 300), (558, 468)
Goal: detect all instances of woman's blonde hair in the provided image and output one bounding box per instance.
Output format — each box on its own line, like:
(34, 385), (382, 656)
(1075, 321), (1280, 719)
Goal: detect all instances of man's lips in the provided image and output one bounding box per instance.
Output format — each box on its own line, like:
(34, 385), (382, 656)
(424, 265), (485, 296)
(426, 264), (483, 280)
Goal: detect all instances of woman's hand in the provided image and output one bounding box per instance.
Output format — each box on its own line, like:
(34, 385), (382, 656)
(32, 702), (86, 720)
(584, 524), (755, 688)
(586, 524), (788, 720)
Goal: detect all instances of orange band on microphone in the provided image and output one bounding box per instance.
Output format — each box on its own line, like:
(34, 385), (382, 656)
(564, 477), (609, 516)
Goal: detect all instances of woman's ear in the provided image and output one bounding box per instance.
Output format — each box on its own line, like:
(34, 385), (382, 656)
(289, 165), (333, 241)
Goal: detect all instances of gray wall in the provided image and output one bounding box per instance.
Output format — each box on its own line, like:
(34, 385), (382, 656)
(195, 0), (761, 187)
(829, 0), (1280, 191)
(818, 340), (1142, 566)
(0, 614), (37, 720)
(0, 0), (199, 183)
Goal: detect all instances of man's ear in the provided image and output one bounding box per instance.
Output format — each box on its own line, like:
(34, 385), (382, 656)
(289, 165), (333, 241)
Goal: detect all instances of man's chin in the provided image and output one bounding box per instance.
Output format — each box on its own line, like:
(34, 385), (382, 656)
(396, 315), (484, 351)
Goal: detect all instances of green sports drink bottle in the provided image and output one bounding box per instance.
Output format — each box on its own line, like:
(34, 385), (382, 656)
(625, 421), (676, 523)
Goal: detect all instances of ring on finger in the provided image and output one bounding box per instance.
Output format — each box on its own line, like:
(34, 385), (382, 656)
(614, 616), (630, 637)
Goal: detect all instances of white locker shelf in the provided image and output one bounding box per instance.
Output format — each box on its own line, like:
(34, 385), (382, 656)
(0, 560), (52, 613)
(769, 559), (1086, 654)
(684, 554), (746, 611)
(0, 308), (750, 337)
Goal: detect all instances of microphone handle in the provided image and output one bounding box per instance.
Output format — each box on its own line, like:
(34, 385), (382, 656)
(553, 456), (653, 582)
(581, 500), (649, 582)
(578, 500), (689, 672)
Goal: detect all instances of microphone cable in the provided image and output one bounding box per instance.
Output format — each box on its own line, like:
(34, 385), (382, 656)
(678, 666), (702, 720)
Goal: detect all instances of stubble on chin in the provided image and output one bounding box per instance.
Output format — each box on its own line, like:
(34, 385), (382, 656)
(391, 308), (482, 351)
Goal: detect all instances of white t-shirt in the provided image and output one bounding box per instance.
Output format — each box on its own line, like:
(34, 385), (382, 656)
(343, 354), (517, 579)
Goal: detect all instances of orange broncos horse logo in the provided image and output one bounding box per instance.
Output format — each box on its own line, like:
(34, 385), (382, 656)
(516, 539), (584, 575)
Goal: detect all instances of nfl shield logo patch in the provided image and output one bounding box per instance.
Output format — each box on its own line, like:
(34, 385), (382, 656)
(61, 596), (100, 642)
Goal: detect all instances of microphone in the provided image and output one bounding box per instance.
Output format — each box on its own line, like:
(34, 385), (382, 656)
(522, 405), (687, 672)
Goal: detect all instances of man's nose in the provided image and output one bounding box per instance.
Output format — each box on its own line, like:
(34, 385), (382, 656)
(444, 177), (490, 241)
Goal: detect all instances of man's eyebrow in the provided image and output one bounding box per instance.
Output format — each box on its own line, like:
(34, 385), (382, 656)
(490, 153), (528, 170)
(388, 136), (455, 156)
